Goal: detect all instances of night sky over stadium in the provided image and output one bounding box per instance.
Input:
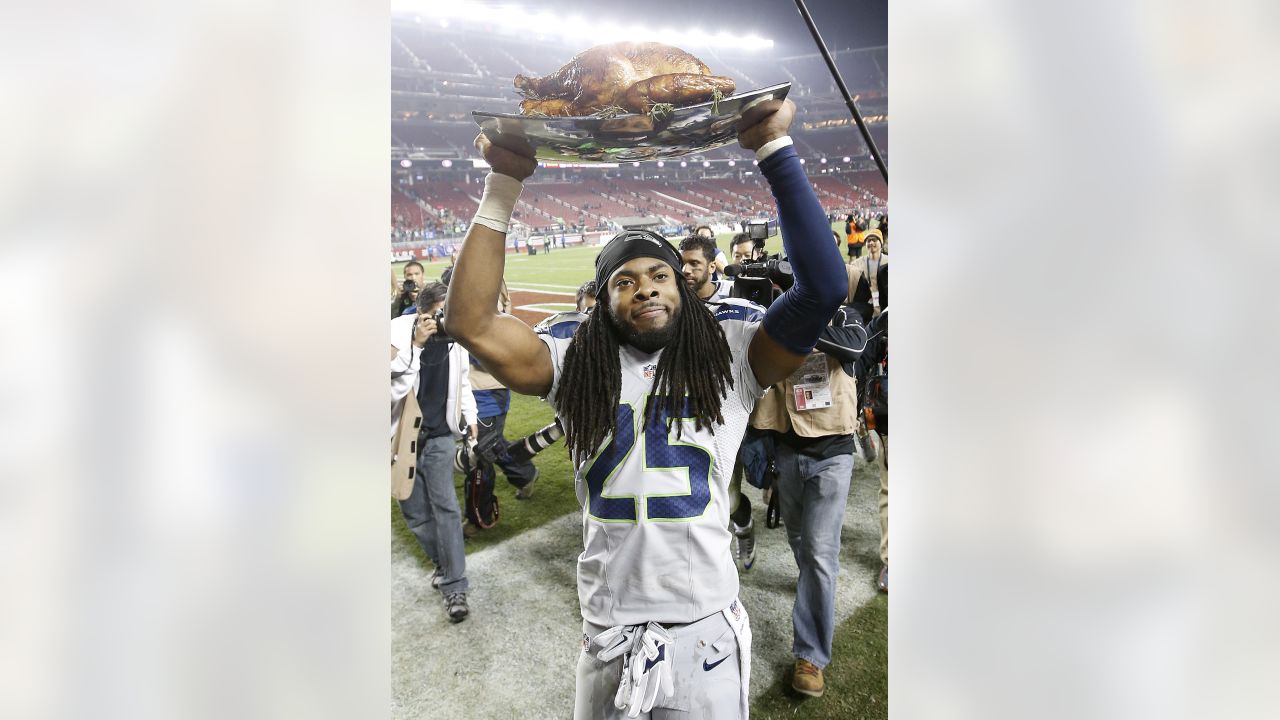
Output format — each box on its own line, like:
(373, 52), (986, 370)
(459, 0), (886, 54)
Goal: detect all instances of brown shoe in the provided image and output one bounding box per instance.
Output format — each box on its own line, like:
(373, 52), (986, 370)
(462, 521), (477, 539)
(792, 659), (825, 698)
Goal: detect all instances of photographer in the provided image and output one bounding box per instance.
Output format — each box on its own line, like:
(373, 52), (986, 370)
(389, 280), (478, 624)
(749, 304), (869, 699)
(729, 231), (763, 265)
(856, 298), (889, 593)
(392, 261), (425, 318)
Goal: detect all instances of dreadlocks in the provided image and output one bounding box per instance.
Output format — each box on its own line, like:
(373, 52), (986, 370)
(558, 280), (735, 458)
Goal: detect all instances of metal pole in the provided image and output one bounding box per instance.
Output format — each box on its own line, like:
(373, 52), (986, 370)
(792, 0), (888, 183)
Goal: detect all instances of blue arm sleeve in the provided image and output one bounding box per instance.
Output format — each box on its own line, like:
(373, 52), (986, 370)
(759, 144), (850, 354)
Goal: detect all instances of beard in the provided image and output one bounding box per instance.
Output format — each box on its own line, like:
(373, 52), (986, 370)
(686, 273), (708, 295)
(609, 302), (680, 353)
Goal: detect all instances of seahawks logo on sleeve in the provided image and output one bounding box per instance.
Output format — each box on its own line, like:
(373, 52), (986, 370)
(706, 297), (765, 324)
(533, 310), (589, 339)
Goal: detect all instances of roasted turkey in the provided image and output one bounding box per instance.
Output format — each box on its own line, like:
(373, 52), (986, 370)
(515, 42), (736, 116)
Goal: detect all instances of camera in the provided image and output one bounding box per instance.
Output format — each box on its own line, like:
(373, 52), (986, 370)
(427, 308), (452, 343)
(401, 278), (418, 297)
(726, 254), (792, 308)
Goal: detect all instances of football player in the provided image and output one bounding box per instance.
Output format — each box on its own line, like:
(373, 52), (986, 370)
(447, 99), (846, 719)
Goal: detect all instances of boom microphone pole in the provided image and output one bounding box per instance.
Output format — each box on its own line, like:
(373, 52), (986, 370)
(791, 0), (888, 183)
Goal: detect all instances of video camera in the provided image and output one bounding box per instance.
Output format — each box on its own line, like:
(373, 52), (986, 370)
(725, 255), (792, 308)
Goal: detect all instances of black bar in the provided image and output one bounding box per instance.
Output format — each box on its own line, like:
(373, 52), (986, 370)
(792, 0), (888, 183)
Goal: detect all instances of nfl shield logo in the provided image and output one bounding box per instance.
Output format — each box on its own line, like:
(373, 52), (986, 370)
(643, 364), (656, 380)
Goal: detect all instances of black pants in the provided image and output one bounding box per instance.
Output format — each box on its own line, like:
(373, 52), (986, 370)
(477, 411), (538, 488)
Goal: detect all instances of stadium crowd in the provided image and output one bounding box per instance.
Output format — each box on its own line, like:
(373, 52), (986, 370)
(390, 99), (888, 714)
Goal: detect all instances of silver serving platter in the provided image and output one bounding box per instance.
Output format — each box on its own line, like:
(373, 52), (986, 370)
(473, 82), (791, 163)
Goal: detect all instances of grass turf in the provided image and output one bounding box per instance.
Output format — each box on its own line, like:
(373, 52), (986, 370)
(749, 593), (888, 720)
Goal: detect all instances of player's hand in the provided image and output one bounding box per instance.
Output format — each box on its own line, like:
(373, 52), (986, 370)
(475, 131), (537, 182)
(413, 312), (437, 347)
(736, 98), (795, 152)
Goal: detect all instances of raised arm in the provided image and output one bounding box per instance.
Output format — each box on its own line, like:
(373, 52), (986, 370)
(739, 99), (850, 387)
(444, 133), (554, 397)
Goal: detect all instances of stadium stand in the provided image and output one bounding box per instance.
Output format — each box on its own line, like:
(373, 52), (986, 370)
(389, 20), (888, 243)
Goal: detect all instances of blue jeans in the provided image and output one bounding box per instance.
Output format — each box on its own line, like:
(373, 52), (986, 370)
(774, 445), (853, 669)
(399, 434), (469, 595)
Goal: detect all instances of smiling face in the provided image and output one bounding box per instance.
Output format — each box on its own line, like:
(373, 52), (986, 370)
(866, 237), (882, 257)
(605, 257), (683, 352)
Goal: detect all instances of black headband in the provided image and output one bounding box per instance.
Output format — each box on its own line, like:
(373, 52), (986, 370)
(593, 230), (684, 296)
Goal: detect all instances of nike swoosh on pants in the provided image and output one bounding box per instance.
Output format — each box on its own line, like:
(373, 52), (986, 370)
(702, 656), (729, 672)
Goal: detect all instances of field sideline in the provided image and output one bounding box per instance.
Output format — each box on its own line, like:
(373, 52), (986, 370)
(391, 224), (887, 719)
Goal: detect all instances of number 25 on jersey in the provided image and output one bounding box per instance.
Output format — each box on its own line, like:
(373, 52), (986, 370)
(584, 398), (714, 524)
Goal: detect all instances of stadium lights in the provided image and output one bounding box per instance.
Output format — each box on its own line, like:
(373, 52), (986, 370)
(657, 161), (665, 167)
(843, 156), (851, 162)
(680, 161), (687, 167)
(702, 161), (710, 167)
(727, 160), (735, 167)
(399, 1), (773, 49)
(820, 157), (827, 164)
(441, 159), (453, 168)
(400, 159), (412, 168)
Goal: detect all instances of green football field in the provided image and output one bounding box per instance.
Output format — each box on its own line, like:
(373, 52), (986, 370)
(392, 220), (887, 719)
(392, 221), (854, 288)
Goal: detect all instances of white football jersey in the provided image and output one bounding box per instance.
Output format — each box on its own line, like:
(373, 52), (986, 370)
(538, 299), (767, 626)
(704, 278), (734, 303)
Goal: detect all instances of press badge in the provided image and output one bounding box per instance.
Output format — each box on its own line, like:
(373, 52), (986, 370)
(791, 353), (832, 411)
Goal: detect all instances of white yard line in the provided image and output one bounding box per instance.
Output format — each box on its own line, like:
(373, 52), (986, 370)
(508, 285), (578, 295)
(391, 456), (883, 719)
(515, 304), (576, 316)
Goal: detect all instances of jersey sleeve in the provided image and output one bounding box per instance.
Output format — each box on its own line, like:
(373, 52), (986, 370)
(711, 299), (768, 411)
(533, 311), (586, 408)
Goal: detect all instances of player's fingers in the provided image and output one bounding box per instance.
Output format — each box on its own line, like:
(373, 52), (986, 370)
(640, 667), (661, 712)
(736, 98), (783, 132)
(613, 671), (631, 710)
(484, 141), (537, 179)
(488, 131), (535, 160)
(626, 678), (645, 718)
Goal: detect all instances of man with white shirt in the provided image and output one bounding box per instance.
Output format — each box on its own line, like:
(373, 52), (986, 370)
(390, 281), (478, 623)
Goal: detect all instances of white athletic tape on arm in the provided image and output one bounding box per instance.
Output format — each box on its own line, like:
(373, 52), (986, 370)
(755, 135), (794, 162)
(471, 172), (524, 234)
